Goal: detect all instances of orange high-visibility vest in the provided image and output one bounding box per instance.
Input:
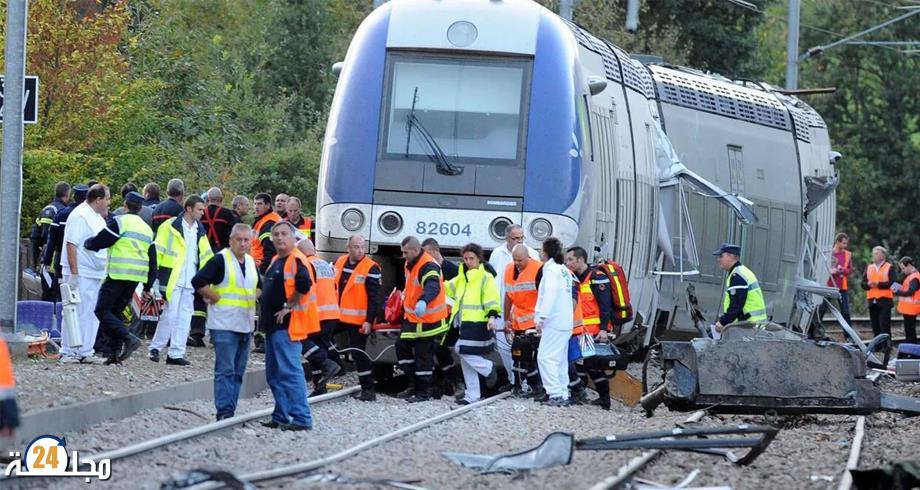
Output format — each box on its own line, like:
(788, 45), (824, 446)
(897, 271), (920, 316)
(866, 262), (894, 300)
(334, 255), (379, 325)
(577, 273), (602, 336)
(280, 249), (319, 340)
(0, 337), (15, 403)
(251, 211), (281, 266)
(306, 256), (340, 322)
(504, 259), (542, 331)
(404, 252), (448, 324)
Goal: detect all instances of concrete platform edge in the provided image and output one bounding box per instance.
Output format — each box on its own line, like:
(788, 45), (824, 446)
(7, 368), (267, 451)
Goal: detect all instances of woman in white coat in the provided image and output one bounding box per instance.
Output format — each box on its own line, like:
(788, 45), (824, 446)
(535, 237), (577, 406)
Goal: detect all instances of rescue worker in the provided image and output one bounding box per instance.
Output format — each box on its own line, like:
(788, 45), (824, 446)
(193, 224), (261, 420)
(148, 195), (214, 366)
(894, 257), (920, 344)
(565, 246), (614, 409)
(252, 193), (281, 274)
(422, 238), (459, 280)
(260, 221), (314, 431)
(333, 235), (382, 401)
(32, 181), (70, 293)
(113, 183), (154, 227)
(42, 185), (88, 303)
(284, 197), (314, 243)
(152, 178), (185, 231)
(535, 237), (576, 407)
(201, 187), (236, 251)
(0, 337), (19, 436)
(275, 193), (289, 220)
(446, 243), (502, 405)
(397, 236), (450, 402)
(421, 238), (463, 397)
(827, 233), (853, 325)
(862, 246), (896, 339)
(504, 244), (544, 398)
(297, 238), (342, 395)
(84, 191), (155, 365)
(488, 224), (539, 387)
(713, 243), (768, 333)
(61, 184), (112, 364)
(142, 182), (161, 209)
(231, 195), (250, 224)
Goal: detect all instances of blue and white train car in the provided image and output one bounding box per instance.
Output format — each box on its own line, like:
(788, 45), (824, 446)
(316, 0), (838, 343)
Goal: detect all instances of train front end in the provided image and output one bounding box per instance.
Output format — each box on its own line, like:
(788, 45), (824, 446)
(316, 0), (591, 267)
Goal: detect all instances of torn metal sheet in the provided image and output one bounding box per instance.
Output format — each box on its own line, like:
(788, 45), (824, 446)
(649, 334), (920, 416)
(576, 424), (777, 466)
(442, 432), (574, 476)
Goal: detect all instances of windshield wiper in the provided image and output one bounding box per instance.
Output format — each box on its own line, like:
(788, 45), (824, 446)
(405, 87), (463, 176)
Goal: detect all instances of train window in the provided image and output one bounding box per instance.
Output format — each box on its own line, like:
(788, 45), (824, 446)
(727, 145), (745, 194)
(380, 53), (531, 165)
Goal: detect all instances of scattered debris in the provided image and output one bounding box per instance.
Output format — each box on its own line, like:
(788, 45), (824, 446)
(442, 432), (574, 477)
(576, 423), (778, 465)
(162, 406), (209, 420)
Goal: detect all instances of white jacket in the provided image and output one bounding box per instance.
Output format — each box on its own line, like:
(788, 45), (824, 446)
(535, 258), (575, 331)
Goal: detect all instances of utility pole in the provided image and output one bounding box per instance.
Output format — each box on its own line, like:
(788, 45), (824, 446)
(785, 0), (801, 89)
(0, 0), (29, 334)
(625, 0), (640, 33)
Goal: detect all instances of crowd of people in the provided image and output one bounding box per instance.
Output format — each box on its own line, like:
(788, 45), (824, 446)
(26, 179), (639, 425)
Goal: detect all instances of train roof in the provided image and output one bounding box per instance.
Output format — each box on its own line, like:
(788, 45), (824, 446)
(560, 18), (828, 143)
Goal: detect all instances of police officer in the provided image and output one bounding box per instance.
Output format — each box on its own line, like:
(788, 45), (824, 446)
(565, 246), (614, 409)
(84, 192), (155, 365)
(397, 236), (450, 402)
(42, 185), (88, 303)
(713, 243), (767, 333)
(333, 235), (382, 401)
(33, 182), (70, 298)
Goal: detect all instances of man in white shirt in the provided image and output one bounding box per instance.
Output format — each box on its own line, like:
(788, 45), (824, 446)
(61, 184), (111, 364)
(534, 237), (576, 406)
(488, 224), (539, 384)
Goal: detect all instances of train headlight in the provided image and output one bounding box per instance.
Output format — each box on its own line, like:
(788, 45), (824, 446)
(379, 211), (403, 235)
(447, 21), (477, 48)
(529, 218), (553, 241)
(489, 217), (512, 242)
(341, 208), (364, 231)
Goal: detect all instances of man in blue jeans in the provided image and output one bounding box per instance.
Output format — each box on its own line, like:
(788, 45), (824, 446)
(258, 221), (313, 431)
(193, 224), (261, 420)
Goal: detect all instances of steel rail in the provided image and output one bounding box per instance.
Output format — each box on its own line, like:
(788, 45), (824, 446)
(186, 391), (513, 489)
(836, 416), (866, 490)
(588, 410), (706, 490)
(87, 386), (360, 463)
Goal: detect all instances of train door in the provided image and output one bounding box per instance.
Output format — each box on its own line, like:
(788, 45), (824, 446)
(589, 102), (617, 257)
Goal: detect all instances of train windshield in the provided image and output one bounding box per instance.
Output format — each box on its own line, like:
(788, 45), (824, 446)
(381, 53), (530, 165)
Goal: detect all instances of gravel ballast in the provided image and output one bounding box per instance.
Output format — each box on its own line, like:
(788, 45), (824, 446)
(10, 366), (920, 489)
(12, 340), (247, 412)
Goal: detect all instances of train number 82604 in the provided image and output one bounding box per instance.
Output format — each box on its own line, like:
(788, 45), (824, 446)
(415, 221), (472, 237)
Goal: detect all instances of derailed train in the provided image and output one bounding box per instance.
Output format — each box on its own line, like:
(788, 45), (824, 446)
(315, 0), (839, 346)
